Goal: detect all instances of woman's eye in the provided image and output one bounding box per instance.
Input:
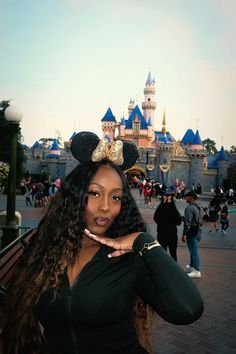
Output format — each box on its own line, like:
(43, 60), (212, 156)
(88, 191), (100, 197)
(112, 195), (122, 201)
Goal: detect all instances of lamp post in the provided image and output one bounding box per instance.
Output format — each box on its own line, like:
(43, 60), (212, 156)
(1, 105), (23, 248)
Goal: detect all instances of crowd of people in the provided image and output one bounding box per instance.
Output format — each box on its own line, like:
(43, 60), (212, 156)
(20, 177), (60, 207)
(202, 185), (234, 235)
(127, 175), (189, 205)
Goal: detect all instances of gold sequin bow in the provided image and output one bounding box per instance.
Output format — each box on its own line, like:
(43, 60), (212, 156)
(91, 139), (124, 165)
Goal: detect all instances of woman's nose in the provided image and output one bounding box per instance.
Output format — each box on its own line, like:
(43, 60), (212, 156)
(98, 197), (109, 212)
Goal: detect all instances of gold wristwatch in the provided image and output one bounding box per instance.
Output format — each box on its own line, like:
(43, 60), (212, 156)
(139, 240), (160, 256)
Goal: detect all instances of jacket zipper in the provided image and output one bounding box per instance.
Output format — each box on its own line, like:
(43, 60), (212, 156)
(68, 285), (79, 353)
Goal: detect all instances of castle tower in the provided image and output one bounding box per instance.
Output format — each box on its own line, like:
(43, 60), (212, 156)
(128, 98), (134, 116)
(186, 131), (206, 188)
(101, 107), (117, 141)
(142, 71), (156, 125)
(216, 146), (229, 186)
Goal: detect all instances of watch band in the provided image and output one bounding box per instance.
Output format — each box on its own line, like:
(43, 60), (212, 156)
(139, 240), (161, 256)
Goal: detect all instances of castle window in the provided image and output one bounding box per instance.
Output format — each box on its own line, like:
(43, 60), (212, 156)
(133, 122), (140, 133)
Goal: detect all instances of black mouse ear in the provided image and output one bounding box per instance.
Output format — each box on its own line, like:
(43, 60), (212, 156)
(120, 140), (139, 170)
(70, 131), (100, 163)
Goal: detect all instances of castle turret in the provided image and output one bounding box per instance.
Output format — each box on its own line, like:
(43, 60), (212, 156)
(147, 116), (153, 141)
(47, 139), (61, 159)
(128, 98), (134, 116)
(186, 130), (206, 189)
(119, 116), (126, 138)
(101, 107), (117, 141)
(142, 71), (156, 125)
(216, 146), (229, 186)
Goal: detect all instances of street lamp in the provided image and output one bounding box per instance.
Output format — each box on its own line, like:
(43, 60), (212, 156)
(1, 105), (23, 248)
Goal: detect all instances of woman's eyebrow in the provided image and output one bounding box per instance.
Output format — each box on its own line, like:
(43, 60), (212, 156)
(88, 183), (122, 192)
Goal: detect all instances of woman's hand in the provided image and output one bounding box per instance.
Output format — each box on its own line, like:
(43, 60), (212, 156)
(84, 229), (141, 258)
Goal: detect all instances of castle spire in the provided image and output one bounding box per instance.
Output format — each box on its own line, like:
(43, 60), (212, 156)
(162, 109), (166, 134)
(146, 71), (153, 85)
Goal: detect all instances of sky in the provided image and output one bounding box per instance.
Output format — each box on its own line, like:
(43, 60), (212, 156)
(1, 0), (236, 150)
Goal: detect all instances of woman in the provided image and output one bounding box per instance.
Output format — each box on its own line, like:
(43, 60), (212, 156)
(153, 191), (182, 261)
(1, 132), (203, 354)
(208, 195), (221, 232)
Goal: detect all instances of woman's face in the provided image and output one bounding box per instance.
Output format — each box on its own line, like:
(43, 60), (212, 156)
(84, 165), (123, 236)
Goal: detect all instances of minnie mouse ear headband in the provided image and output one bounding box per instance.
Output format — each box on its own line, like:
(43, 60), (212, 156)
(70, 131), (139, 170)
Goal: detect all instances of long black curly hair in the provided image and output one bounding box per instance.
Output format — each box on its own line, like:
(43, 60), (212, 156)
(2, 160), (155, 354)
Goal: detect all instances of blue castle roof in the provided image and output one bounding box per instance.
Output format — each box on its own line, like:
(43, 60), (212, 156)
(154, 131), (173, 143)
(32, 141), (40, 149)
(50, 139), (60, 151)
(47, 139), (60, 159)
(181, 129), (195, 144)
(125, 105), (148, 129)
(217, 146), (228, 161)
(146, 71), (155, 85)
(101, 107), (116, 122)
(193, 130), (202, 145)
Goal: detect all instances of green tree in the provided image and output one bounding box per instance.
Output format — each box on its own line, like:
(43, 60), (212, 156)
(230, 145), (236, 153)
(0, 100), (27, 187)
(202, 138), (217, 154)
(39, 138), (54, 149)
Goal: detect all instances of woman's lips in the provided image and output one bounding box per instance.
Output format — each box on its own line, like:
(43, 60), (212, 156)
(94, 216), (110, 227)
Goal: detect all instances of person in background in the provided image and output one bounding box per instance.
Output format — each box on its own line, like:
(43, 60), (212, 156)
(153, 190), (182, 261)
(208, 195), (221, 232)
(182, 191), (203, 278)
(24, 184), (32, 207)
(220, 205), (229, 235)
(48, 181), (59, 199)
(1, 132), (203, 354)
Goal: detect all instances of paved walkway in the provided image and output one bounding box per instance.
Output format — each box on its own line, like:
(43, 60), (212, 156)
(0, 194), (236, 353)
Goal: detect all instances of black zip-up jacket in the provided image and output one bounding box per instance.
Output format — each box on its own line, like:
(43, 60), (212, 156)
(36, 232), (204, 354)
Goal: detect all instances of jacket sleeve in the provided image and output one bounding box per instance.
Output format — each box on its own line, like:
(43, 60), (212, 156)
(133, 232), (204, 325)
(183, 206), (193, 235)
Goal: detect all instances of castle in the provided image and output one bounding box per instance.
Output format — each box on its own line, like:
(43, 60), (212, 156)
(23, 72), (233, 191)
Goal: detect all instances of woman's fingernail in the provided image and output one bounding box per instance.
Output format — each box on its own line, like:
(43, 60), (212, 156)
(108, 254), (112, 258)
(84, 228), (90, 234)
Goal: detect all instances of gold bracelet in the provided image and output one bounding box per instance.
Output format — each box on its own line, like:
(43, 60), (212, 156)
(139, 240), (161, 256)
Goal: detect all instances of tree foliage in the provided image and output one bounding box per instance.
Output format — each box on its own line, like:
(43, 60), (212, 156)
(230, 145), (236, 153)
(39, 138), (54, 149)
(202, 138), (217, 154)
(0, 100), (26, 186)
